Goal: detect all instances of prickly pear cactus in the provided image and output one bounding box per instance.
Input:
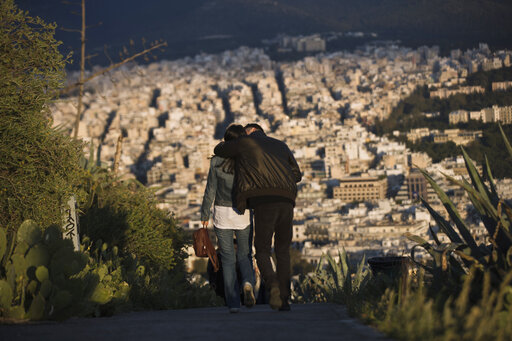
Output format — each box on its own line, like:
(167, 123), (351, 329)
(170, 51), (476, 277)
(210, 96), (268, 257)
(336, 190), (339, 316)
(0, 219), (137, 320)
(0, 220), (86, 320)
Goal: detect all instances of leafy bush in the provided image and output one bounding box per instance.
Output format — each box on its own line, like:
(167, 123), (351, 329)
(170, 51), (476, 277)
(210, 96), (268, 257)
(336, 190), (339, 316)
(78, 161), (184, 271)
(127, 261), (223, 310)
(0, 0), (86, 233)
(78, 170), (222, 310)
(0, 1), (221, 321)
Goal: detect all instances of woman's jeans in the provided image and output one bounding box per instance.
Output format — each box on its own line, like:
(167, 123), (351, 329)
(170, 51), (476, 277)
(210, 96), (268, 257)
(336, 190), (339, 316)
(214, 225), (255, 308)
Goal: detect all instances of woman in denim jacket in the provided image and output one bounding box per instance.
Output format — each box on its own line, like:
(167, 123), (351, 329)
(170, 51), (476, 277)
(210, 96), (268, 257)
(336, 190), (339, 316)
(200, 124), (255, 313)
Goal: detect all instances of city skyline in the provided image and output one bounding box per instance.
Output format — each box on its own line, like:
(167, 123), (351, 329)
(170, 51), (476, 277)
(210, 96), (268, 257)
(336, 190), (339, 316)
(50, 38), (512, 266)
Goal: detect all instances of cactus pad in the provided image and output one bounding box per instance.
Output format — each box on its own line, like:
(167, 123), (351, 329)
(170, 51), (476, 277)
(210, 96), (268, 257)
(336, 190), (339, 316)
(17, 220), (42, 246)
(11, 253), (27, 277)
(25, 245), (50, 268)
(36, 266), (50, 282)
(97, 264), (108, 281)
(0, 280), (13, 309)
(27, 294), (45, 320)
(50, 247), (85, 278)
(5, 306), (25, 319)
(50, 290), (72, 312)
(0, 227), (6, 262)
(27, 280), (38, 295)
(14, 241), (29, 256)
(40, 279), (52, 298)
(136, 265), (145, 276)
(114, 281), (130, 300)
(43, 224), (62, 242)
(90, 284), (113, 305)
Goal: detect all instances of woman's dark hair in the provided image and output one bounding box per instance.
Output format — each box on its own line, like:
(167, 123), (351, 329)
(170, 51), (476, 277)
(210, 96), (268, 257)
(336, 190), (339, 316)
(224, 124), (245, 141)
(220, 124), (245, 173)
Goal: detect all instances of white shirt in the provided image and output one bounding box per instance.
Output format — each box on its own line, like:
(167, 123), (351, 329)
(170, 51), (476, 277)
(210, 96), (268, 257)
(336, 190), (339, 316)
(213, 205), (251, 230)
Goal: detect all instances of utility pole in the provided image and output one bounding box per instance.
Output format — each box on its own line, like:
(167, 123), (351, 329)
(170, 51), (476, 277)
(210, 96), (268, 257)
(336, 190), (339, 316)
(62, 0), (167, 139)
(73, 0), (85, 139)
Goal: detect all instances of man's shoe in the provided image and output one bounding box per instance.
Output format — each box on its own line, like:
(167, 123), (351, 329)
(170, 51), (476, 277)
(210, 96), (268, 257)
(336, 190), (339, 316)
(279, 301), (291, 311)
(229, 307), (240, 313)
(243, 283), (256, 308)
(269, 284), (282, 310)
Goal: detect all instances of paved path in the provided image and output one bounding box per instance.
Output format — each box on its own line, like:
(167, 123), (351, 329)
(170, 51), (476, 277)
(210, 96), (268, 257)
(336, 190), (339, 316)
(0, 303), (391, 341)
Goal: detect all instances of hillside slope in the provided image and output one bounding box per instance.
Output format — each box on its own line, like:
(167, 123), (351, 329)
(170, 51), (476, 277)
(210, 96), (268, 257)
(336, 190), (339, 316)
(19, 0), (512, 66)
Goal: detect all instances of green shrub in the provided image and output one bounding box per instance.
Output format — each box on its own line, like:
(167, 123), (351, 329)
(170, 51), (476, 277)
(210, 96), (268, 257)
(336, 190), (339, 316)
(370, 268), (512, 341)
(127, 261), (223, 310)
(0, 1), (220, 320)
(0, 0), (86, 234)
(79, 166), (184, 270)
(76, 161), (221, 310)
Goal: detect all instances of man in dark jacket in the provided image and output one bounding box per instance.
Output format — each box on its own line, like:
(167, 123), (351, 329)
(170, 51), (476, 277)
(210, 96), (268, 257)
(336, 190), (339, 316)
(214, 123), (301, 311)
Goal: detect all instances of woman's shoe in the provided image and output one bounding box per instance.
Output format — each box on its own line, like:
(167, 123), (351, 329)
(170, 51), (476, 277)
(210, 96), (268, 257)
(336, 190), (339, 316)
(243, 282), (256, 308)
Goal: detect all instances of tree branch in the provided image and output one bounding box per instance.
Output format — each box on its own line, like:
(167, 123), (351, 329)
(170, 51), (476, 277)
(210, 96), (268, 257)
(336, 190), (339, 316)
(60, 27), (81, 33)
(61, 41), (167, 95)
(85, 53), (98, 60)
(61, 0), (81, 5)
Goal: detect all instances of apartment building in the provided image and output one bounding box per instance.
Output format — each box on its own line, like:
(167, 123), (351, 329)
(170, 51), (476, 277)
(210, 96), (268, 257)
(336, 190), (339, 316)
(492, 81), (512, 91)
(333, 176), (387, 202)
(433, 129), (482, 145)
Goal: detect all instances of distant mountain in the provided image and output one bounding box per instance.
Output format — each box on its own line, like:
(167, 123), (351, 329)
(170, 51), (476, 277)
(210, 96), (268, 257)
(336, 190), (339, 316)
(18, 0), (512, 68)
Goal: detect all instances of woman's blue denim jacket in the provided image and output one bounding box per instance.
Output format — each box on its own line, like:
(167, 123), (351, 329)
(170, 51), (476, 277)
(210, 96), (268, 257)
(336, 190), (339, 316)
(200, 156), (236, 221)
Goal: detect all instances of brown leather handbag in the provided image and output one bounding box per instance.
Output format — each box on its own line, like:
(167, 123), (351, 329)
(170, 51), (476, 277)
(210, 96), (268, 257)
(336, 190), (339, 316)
(193, 227), (219, 272)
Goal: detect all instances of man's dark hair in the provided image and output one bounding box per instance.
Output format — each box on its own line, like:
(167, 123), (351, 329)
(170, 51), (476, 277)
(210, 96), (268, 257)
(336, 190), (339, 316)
(244, 123), (264, 133)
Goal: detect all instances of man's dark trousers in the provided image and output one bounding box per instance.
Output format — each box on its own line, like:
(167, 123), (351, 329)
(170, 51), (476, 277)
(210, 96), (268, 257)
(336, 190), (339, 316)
(253, 201), (294, 303)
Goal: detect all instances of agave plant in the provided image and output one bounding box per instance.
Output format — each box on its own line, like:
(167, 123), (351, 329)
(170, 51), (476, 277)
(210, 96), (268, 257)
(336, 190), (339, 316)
(294, 249), (369, 303)
(407, 124), (512, 288)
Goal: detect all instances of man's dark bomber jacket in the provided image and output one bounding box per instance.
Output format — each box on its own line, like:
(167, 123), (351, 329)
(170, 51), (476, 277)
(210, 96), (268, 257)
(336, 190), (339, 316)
(214, 130), (302, 213)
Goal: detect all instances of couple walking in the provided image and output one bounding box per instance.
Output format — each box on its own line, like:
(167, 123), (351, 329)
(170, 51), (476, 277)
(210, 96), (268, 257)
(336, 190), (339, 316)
(200, 123), (302, 313)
